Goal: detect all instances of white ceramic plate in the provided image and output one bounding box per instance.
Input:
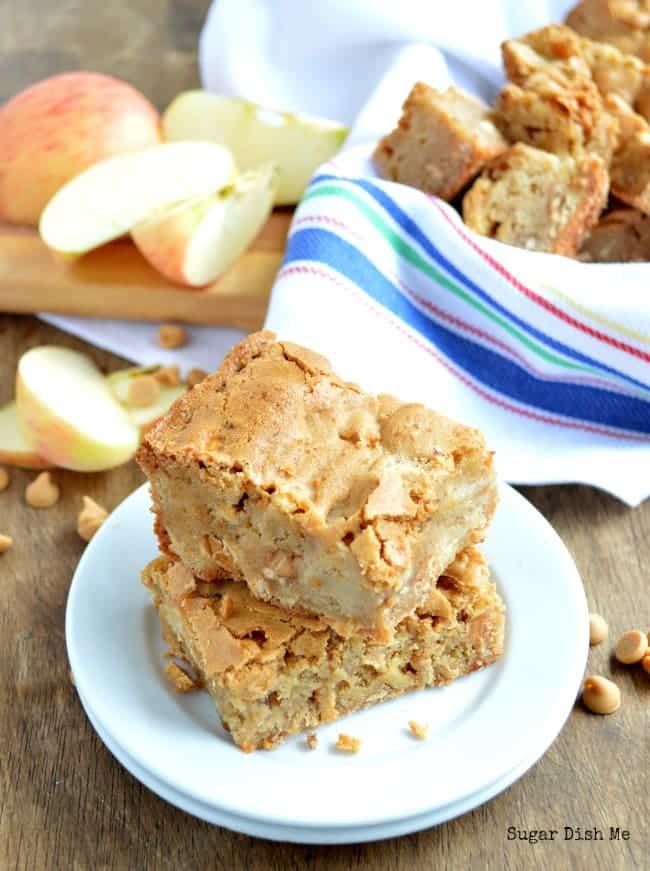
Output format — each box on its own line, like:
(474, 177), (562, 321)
(77, 684), (552, 844)
(66, 482), (588, 834)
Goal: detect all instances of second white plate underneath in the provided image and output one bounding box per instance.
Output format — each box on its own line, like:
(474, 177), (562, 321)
(66, 482), (588, 833)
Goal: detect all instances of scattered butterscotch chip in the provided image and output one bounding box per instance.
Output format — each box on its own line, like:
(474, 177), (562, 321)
(127, 374), (161, 408)
(164, 661), (199, 693)
(220, 593), (234, 620)
(306, 732), (318, 750)
(186, 367), (209, 388)
(154, 364), (181, 387)
(408, 720), (430, 740)
(0, 533), (13, 554)
(615, 629), (648, 665)
(0, 466), (9, 492)
(642, 653), (650, 675)
(158, 323), (187, 349)
(335, 733), (361, 753)
(77, 496), (108, 542)
(589, 613), (608, 646)
(25, 472), (59, 508)
(582, 675), (621, 715)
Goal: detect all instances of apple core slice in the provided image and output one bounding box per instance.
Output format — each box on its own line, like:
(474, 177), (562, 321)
(162, 91), (348, 205)
(106, 367), (186, 430)
(0, 401), (51, 469)
(16, 347), (139, 471)
(39, 141), (236, 255)
(131, 164), (277, 286)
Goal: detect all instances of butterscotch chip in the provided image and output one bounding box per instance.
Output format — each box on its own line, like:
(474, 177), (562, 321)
(615, 629), (648, 664)
(603, 94), (648, 143)
(0, 533), (13, 554)
(163, 660), (199, 693)
(154, 365), (181, 387)
(220, 593), (234, 620)
(642, 652), (650, 674)
(306, 733), (318, 750)
(158, 324), (187, 349)
(335, 734), (361, 754)
(137, 331), (498, 638)
(77, 496), (108, 542)
(25, 472), (59, 508)
(187, 368), (209, 389)
(589, 613), (609, 645)
(0, 467), (9, 492)
(127, 375), (161, 408)
(141, 546), (505, 752)
(463, 143), (608, 255)
(374, 83), (507, 201)
(582, 675), (621, 714)
(408, 720), (429, 740)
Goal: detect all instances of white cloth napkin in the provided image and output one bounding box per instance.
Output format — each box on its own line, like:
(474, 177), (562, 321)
(41, 0), (650, 504)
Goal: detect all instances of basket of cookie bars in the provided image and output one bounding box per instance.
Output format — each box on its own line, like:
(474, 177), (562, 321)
(375, 12), (650, 264)
(267, 1), (650, 505)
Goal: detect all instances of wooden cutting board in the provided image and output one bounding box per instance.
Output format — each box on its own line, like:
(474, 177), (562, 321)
(0, 210), (292, 331)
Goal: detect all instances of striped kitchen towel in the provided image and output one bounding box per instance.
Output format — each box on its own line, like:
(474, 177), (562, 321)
(265, 146), (650, 506)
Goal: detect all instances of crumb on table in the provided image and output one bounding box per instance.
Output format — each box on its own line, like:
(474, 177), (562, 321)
(335, 733), (361, 754)
(306, 733), (318, 750)
(408, 720), (430, 740)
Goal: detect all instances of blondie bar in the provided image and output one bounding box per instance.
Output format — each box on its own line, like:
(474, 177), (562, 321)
(495, 73), (618, 162)
(463, 143), (609, 255)
(578, 207), (650, 260)
(142, 547), (505, 752)
(373, 83), (507, 201)
(502, 23), (650, 111)
(565, 0), (650, 62)
(137, 332), (497, 639)
(610, 128), (650, 211)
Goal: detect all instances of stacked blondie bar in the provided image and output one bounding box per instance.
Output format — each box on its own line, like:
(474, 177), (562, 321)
(375, 6), (650, 262)
(137, 332), (504, 751)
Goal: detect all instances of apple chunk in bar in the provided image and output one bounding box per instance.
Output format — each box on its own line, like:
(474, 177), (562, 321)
(137, 331), (497, 639)
(142, 547), (505, 752)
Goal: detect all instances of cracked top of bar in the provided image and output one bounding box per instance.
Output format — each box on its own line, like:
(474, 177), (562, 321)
(138, 331), (497, 638)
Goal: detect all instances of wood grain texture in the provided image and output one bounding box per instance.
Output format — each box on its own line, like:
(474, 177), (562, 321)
(0, 0), (648, 868)
(0, 213), (290, 329)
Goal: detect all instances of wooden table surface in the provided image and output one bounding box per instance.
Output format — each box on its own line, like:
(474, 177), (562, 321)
(1, 3), (648, 869)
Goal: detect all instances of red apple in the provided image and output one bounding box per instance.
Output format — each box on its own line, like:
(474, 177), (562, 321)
(0, 72), (161, 226)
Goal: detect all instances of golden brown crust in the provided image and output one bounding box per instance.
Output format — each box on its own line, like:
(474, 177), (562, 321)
(502, 23), (650, 109)
(373, 83), (507, 201)
(142, 547), (505, 752)
(579, 207), (650, 260)
(495, 73), (618, 163)
(463, 143), (609, 255)
(137, 332), (497, 637)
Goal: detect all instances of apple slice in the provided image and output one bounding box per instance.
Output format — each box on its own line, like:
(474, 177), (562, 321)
(0, 401), (52, 469)
(39, 141), (236, 256)
(162, 91), (348, 205)
(16, 347), (139, 472)
(106, 367), (186, 431)
(131, 165), (277, 286)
